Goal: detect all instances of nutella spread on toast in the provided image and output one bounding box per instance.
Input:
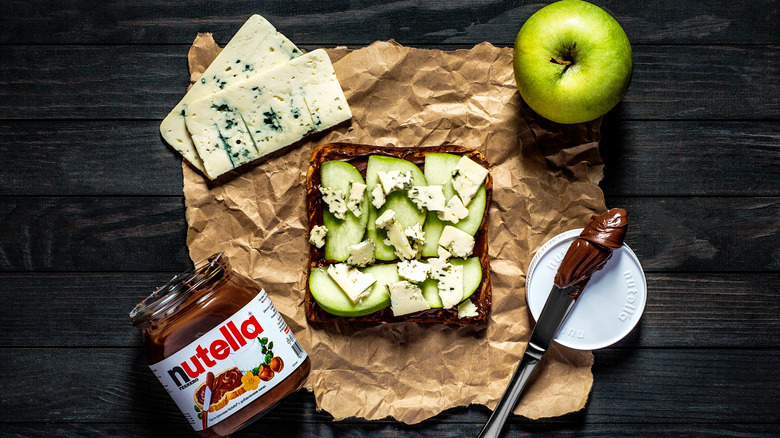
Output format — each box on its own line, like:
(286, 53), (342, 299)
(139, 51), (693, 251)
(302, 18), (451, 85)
(554, 208), (628, 299)
(130, 253), (310, 437)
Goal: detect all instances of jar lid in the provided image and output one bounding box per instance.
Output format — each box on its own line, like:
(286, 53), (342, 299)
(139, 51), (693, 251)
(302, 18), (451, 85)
(526, 229), (647, 350)
(130, 253), (227, 327)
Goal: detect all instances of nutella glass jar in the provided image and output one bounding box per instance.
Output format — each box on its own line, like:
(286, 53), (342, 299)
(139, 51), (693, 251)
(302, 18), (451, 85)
(130, 253), (310, 437)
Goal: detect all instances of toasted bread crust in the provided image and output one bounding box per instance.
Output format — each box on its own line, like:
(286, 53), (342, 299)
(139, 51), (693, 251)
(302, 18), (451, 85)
(306, 143), (492, 325)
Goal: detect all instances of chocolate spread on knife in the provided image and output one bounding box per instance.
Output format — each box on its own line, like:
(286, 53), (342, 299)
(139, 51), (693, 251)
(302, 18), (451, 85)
(554, 208), (628, 299)
(130, 253), (311, 438)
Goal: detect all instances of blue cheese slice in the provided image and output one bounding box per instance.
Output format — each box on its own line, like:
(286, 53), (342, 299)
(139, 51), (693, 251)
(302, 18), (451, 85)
(397, 260), (430, 283)
(319, 187), (347, 220)
(437, 264), (464, 309)
(388, 281), (431, 316)
(427, 259), (464, 309)
(377, 171), (413, 195)
(346, 181), (366, 218)
(160, 15), (302, 172)
(437, 246), (452, 260)
(327, 263), (376, 303)
(309, 225), (328, 248)
(346, 241), (375, 267)
(451, 156), (489, 206)
(371, 183), (386, 209)
(404, 223), (426, 257)
(437, 195), (469, 224)
(375, 210), (416, 260)
(457, 300), (479, 318)
(184, 49), (352, 179)
(438, 225), (475, 258)
(408, 185), (446, 212)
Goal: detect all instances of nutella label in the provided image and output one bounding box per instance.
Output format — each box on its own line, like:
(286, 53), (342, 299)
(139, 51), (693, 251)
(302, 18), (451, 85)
(149, 290), (307, 431)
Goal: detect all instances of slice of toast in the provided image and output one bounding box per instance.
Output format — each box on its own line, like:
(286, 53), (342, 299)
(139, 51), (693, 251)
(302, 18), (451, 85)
(305, 143), (492, 325)
(193, 367), (247, 412)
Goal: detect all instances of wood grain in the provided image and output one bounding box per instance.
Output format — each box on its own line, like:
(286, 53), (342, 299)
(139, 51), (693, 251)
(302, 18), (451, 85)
(0, 348), (777, 423)
(1, 273), (777, 348)
(599, 120), (780, 196)
(1, 0), (778, 434)
(2, 0), (778, 45)
(0, 197), (189, 272)
(0, 45), (777, 120)
(1, 121), (777, 197)
(0, 122), (184, 196)
(0, 196), (775, 272)
(0, 422), (777, 437)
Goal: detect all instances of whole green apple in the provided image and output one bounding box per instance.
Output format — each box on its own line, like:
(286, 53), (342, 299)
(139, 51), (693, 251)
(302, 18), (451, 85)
(513, 0), (632, 124)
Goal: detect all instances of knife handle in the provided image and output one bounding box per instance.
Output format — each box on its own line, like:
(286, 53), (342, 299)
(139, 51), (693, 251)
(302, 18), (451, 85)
(477, 342), (545, 438)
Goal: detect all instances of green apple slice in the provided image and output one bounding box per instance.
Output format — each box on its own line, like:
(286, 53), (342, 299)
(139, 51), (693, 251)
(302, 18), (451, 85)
(365, 156), (427, 260)
(321, 161), (369, 261)
(420, 257), (482, 308)
(309, 263), (398, 317)
(421, 153), (487, 257)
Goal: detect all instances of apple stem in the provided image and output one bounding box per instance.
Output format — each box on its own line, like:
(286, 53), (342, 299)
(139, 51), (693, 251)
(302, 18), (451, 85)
(548, 56), (573, 74)
(548, 56), (571, 66)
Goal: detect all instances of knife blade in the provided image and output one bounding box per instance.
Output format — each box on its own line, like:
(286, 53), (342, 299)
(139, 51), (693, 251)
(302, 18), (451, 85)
(202, 371), (214, 430)
(477, 208), (628, 438)
(477, 285), (578, 438)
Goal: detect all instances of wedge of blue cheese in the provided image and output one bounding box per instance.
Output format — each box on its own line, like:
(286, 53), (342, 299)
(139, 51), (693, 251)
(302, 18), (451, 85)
(309, 225), (328, 248)
(388, 281), (431, 316)
(451, 156), (489, 206)
(375, 209), (417, 260)
(408, 185), (446, 212)
(437, 195), (469, 224)
(397, 260), (430, 283)
(184, 49), (352, 179)
(347, 241), (375, 267)
(377, 171), (413, 195)
(427, 258), (464, 309)
(404, 223), (426, 256)
(371, 184), (386, 209)
(457, 300), (479, 318)
(346, 181), (367, 218)
(320, 186), (347, 220)
(438, 225), (475, 258)
(327, 263), (376, 304)
(160, 15), (302, 172)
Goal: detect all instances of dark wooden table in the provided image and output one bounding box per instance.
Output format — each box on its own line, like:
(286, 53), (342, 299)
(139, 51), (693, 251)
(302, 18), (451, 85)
(1, 1), (778, 436)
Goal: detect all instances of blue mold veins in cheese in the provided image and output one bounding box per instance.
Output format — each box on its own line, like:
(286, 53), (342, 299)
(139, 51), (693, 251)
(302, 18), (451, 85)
(160, 15), (303, 173)
(184, 49), (352, 179)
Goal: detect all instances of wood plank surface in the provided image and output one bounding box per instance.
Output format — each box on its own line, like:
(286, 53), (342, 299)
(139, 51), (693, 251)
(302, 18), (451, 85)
(2, 0), (778, 45)
(1, 0), (778, 435)
(1, 273), (777, 349)
(0, 196), (775, 272)
(0, 45), (777, 121)
(1, 120), (777, 197)
(0, 348), (777, 424)
(0, 197), (189, 272)
(1, 422), (778, 438)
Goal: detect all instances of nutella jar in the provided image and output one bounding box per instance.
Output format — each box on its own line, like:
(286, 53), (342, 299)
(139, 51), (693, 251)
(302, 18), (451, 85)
(130, 253), (311, 437)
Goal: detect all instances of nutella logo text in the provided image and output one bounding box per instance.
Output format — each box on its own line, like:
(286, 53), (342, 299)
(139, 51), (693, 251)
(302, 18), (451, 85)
(167, 315), (264, 388)
(617, 271), (640, 322)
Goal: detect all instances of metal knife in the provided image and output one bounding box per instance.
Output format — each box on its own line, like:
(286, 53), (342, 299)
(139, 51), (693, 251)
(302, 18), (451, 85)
(477, 284), (579, 438)
(202, 372), (214, 430)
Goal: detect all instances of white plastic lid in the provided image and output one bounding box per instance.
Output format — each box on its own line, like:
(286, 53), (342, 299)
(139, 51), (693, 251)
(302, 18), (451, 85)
(526, 229), (646, 350)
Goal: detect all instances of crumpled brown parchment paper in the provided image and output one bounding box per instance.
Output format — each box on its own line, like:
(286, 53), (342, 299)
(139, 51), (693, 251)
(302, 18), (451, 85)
(181, 35), (606, 423)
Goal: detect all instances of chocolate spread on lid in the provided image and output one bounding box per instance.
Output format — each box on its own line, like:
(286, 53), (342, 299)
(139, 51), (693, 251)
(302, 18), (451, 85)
(553, 208), (628, 299)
